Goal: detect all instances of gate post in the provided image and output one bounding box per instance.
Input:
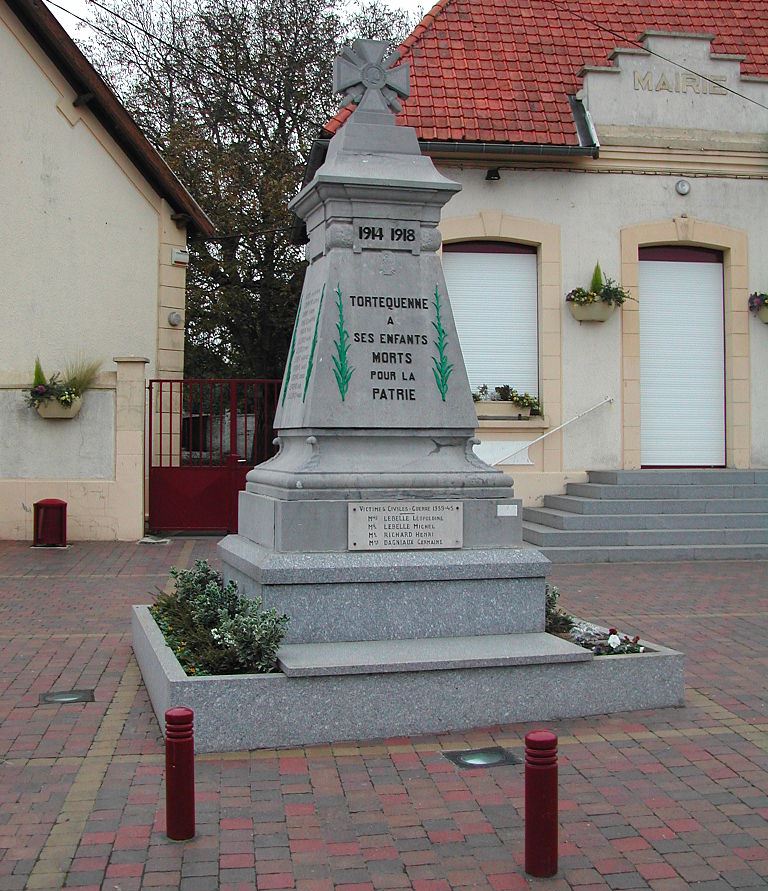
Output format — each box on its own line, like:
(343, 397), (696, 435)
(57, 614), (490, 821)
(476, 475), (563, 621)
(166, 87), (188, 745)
(229, 380), (239, 460)
(113, 357), (150, 539)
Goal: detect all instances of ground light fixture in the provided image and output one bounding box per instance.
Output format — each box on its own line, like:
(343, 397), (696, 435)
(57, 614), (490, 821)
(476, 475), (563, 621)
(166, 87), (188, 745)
(39, 689), (95, 704)
(443, 745), (521, 769)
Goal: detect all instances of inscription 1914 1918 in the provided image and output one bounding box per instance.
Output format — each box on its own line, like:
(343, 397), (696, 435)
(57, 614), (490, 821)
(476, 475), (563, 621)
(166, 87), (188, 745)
(353, 218), (420, 254)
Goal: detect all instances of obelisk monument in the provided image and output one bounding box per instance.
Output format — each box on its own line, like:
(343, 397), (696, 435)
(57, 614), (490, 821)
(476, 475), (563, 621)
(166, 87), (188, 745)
(219, 40), (548, 644)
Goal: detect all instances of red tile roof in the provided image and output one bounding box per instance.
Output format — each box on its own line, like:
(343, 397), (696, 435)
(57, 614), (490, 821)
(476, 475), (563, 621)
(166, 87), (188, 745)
(325, 0), (768, 147)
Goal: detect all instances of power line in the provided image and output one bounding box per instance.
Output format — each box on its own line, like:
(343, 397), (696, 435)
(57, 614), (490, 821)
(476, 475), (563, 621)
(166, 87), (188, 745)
(47, 0), (768, 128)
(44, 0), (252, 103)
(45, 0), (129, 43)
(545, 0), (768, 113)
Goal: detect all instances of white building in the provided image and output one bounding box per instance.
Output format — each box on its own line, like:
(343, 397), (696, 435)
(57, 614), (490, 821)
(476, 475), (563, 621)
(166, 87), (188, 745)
(1, 0), (213, 539)
(318, 1), (768, 509)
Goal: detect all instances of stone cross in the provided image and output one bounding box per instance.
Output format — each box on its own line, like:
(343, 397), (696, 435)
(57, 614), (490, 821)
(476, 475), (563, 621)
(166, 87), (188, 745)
(333, 39), (410, 115)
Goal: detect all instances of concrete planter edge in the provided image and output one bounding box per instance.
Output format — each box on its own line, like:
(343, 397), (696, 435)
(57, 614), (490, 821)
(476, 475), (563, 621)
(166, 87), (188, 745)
(132, 605), (685, 753)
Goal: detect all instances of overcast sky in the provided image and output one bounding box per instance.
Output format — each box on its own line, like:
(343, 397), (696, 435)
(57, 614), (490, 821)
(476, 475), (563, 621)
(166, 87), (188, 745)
(47, 0), (428, 39)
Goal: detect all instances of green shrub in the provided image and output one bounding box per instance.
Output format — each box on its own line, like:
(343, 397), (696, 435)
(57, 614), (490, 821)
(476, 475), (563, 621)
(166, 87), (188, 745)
(63, 357), (101, 396)
(151, 560), (289, 675)
(545, 584), (574, 633)
(589, 262), (604, 293)
(33, 357), (47, 388)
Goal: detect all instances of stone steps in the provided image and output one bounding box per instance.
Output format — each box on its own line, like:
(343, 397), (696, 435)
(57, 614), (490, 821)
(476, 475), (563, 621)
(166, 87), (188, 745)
(522, 470), (768, 563)
(566, 482), (768, 500)
(524, 507), (766, 531)
(277, 632), (592, 677)
(523, 521), (768, 548)
(587, 470), (768, 485)
(543, 495), (768, 515)
(539, 544), (768, 563)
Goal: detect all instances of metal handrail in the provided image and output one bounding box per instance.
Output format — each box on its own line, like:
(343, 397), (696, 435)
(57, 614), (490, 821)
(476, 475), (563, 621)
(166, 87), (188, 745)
(497, 396), (615, 465)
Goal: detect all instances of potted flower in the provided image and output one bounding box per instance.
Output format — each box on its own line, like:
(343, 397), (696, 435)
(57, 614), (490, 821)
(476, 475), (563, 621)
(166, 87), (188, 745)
(472, 383), (542, 419)
(26, 356), (101, 419)
(566, 262), (634, 322)
(748, 292), (768, 324)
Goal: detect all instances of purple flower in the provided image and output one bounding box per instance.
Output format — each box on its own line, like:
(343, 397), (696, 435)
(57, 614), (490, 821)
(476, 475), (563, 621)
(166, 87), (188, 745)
(748, 292), (767, 313)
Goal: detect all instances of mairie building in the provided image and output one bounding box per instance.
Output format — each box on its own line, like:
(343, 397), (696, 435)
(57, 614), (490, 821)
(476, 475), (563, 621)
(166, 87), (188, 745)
(307, 0), (768, 559)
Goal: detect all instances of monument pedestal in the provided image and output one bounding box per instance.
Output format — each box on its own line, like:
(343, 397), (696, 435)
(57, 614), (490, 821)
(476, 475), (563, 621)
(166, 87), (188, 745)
(220, 536), (548, 643)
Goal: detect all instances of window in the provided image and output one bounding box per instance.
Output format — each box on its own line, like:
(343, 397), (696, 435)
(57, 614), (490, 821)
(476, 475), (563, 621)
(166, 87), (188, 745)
(442, 241), (538, 394)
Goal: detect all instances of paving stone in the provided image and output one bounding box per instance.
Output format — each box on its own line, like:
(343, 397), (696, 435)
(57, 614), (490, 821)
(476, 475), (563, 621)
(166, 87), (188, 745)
(1, 546), (768, 891)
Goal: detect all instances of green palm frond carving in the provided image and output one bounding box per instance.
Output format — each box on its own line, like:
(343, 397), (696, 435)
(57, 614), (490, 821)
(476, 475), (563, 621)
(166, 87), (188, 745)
(302, 284), (325, 402)
(281, 292), (302, 405)
(332, 284), (354, 401)
(431, 285), (454, 401)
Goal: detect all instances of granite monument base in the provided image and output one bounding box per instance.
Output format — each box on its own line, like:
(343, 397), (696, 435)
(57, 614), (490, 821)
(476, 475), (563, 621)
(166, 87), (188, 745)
(218, 535), (548, 642)
(132, 605), (685, 753)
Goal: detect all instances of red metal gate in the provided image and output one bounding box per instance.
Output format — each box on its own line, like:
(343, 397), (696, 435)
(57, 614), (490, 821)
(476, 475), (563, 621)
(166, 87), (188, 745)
(147, 379), (280, 533)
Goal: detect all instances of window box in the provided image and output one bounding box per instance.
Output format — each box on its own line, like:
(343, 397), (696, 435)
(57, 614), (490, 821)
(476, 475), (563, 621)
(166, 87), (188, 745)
(36, 397), (82, 419)
(568, 301), (615, 323)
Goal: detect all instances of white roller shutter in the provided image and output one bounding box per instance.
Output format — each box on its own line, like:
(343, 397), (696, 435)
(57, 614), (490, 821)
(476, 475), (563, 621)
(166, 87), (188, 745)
(639, 259), (725, 466)
(442, 250), (539, 394)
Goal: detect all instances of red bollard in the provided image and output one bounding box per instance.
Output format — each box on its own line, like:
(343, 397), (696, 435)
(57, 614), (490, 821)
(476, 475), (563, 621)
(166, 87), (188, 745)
(524, 729), (558, 877)
(165, 707), (195, 840)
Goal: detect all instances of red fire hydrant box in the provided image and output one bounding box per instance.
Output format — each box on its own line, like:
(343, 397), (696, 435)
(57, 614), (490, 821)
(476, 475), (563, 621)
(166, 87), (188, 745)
(33, 499), (67, 547)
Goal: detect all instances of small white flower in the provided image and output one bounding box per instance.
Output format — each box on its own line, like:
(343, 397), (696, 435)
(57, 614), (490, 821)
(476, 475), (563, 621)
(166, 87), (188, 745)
(607, 633), (621, 648)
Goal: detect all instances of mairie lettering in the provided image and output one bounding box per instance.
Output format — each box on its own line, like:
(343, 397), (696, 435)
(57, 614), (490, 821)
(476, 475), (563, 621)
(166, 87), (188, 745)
(633, 69), (727, 96)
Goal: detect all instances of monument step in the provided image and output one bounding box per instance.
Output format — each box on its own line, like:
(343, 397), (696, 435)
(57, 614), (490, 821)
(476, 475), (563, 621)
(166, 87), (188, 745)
(277, 632), (592, 677)
(542, 495), (768, 515)
(533, 543), (768, 563)
(587, 470), (768, 486)
(522, 522), (768, 548)
(523, 507), (768, 531)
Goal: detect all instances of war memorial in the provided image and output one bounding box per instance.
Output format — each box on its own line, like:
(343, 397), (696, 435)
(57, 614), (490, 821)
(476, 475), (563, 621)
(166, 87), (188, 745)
(133, 40), (683, 752)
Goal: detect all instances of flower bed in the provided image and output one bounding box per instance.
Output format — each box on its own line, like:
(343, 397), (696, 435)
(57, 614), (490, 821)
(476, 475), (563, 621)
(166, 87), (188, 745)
(546, 584), (651, 655)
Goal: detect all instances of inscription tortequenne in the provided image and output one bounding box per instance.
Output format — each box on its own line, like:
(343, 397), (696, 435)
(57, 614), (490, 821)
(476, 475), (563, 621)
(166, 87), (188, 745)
(318, 284), (454, 404)
(348, 502), (463, 551)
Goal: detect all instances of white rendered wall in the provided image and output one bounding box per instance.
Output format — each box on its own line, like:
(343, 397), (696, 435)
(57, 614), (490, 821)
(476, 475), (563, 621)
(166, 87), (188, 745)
(0, 10), (159, 381)
(438, 166), (768, 470)
(0, 6), (185, 538)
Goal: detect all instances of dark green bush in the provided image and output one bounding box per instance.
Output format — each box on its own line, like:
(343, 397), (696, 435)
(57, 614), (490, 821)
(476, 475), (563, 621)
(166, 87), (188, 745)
(545, 584), (574, 633)
(151, 560), (289, 675)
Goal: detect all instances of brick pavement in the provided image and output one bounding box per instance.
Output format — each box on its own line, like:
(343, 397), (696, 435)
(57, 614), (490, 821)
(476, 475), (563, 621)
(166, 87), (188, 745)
(0, 540), (766, 890)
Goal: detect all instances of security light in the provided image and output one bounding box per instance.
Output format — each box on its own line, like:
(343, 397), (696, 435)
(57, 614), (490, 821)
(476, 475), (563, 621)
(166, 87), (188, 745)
(39, 689), (95, 704)
(443, 746), (521, 769)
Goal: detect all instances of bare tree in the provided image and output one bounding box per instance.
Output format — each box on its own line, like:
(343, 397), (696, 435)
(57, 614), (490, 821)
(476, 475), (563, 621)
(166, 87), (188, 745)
(84, 0), (418, 378)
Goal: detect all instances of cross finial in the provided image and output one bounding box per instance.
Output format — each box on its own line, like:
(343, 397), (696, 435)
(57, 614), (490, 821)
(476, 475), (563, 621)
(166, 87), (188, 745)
(333, 39), (410, 116)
